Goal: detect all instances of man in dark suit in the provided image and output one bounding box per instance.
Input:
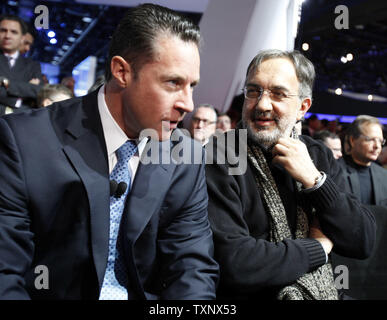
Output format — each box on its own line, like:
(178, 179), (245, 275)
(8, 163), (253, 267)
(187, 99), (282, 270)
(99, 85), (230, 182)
(0, 4), (218, 300)
(0, 15), (43, 115)
(339, 115), (387, 207)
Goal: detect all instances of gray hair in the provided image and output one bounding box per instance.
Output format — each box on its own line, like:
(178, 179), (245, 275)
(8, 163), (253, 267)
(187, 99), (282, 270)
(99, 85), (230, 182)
(346, 115), (383, 139)
(245, 49), (315, 100)
(193, 103), (218, 121)
(37, 84), (74, 107)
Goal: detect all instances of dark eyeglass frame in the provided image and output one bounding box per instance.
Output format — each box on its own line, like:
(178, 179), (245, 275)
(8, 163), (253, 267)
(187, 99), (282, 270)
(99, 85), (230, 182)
(243, 85), (299, 102)
(192, 117), (216, 126)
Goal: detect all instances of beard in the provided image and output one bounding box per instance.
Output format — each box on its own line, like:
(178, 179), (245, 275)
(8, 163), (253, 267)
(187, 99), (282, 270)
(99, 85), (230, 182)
(242, 108), (297, 150)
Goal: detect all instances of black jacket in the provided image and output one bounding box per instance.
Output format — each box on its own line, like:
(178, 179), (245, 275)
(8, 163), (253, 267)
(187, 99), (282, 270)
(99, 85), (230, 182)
(338, 155), (387, 207)
(205, 131), (376, 299)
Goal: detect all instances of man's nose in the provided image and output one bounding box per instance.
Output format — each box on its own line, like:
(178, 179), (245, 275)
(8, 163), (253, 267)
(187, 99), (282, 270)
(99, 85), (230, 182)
(255, 92), (273, 113)
(175, 87), (194, 114)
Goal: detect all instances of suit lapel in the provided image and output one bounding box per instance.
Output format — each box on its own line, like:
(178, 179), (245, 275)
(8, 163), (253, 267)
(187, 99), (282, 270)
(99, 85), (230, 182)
(12, 55), (23, 73)
(61, 92), (110, 288)
(124, 138), (175, 243)
(0, 54), (11, 75)
(121, 138), (175, 297)
(345, 163), (361, 197)
(370, 164), (383, 204)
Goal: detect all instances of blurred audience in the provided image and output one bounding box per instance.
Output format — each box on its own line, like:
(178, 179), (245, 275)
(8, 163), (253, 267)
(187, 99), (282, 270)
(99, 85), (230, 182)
(0, 14), (43, 115)
(339, 115), (387, 206)
(216, 112), (232, 133)
(302, 114), (321, 137)
(19, 22), (35, 56)
(37, 84), (74, 107)
(189, 103), (217, 145)
(377, 146), (387, 169)
(61, 76), (75, 95)
(314, 130), (343, 159)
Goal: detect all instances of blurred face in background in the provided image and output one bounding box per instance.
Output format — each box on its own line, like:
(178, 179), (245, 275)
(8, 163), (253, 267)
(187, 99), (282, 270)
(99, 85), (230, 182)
(20, 32), (34, 55)
(190, 106), (217, 144)
(216, 114), (232, 133)
(0, 19), (23, 54)
(42, 93), (73, 107)
(350, 123), (384, 166)
(324, 137), (342, 159)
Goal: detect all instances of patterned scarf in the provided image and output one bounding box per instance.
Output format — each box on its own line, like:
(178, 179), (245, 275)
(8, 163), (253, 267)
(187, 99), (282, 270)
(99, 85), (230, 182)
(246, 127), (338, 300)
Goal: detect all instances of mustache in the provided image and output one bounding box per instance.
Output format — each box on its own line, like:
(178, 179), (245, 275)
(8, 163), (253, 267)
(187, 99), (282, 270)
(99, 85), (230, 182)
(252, 110), (279, 123)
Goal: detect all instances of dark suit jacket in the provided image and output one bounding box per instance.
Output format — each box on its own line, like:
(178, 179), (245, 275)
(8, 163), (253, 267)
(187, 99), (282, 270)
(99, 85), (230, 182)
(0, 90), (219, 300)
(0, 52), (43, 114)
(338, 156), (387, 207)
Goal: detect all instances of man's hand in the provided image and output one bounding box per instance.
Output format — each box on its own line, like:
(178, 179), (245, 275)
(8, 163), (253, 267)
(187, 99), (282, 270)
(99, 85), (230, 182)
(29, 78), (40, 85)
(272, 137), (321, 188)
(309, 217), (333, 255)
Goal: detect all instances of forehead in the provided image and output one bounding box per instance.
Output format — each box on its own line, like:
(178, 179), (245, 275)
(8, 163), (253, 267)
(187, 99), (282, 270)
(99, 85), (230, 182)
(360, 122), (383, 136)
(195, 107), (216, 120)
(247, 57), (299, 89)
(326, 137), (341, 147)
(150, 34), (200, 78)
(0, 19), (22, 33)
(25, 33), (34, 43)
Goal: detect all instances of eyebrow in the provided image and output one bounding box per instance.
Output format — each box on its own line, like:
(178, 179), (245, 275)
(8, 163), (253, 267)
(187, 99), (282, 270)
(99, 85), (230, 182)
(162, 74), (200, 86)
(245, 82), (291, 92)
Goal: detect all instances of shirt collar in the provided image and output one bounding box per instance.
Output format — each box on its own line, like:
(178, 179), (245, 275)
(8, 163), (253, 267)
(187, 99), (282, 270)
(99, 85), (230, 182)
(97, 85), (148, 158)
(3, 51), (19, 60)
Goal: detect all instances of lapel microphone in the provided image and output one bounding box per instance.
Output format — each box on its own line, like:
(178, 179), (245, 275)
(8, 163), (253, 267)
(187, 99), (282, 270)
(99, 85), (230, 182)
(109, 180), (128, 198)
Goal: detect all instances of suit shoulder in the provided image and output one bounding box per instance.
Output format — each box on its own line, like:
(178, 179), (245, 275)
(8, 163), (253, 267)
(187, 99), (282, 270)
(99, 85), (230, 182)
(2, 96), (82, 128)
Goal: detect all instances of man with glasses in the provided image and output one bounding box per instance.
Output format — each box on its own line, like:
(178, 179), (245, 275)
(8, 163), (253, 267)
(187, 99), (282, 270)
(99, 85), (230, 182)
(205, 49), (375, 300)
(339, 115), (387, 206)
(189, 103), (217, 145)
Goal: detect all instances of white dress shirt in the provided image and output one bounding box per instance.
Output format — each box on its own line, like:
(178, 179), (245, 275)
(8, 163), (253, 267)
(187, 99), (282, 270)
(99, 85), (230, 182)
(97, 85), (147, 185)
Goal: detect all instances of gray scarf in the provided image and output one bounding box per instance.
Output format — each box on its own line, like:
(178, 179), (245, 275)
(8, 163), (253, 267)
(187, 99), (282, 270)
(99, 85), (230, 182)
(246, 127), (338, 300)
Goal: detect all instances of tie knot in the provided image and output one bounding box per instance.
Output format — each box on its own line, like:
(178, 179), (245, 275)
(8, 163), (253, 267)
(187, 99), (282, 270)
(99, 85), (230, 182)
(116, 140), (137, 163)
(7, 56), (14, 67)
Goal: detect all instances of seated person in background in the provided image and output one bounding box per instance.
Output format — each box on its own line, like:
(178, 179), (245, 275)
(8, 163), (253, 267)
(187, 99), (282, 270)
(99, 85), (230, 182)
(37, 84), (74, 107)
(0, 15), (43, 115)
(377, 146), (387, 169)
(339, 115), (387, 207)
(314, 130), (342, 159)
(216, 112), (232, 133)
(19, 22), (35, 56)
(189, 103), (217, 145)
(302, 114), (321, 137)
(60, 76), (75, 95)
(205, 49), (376, 300)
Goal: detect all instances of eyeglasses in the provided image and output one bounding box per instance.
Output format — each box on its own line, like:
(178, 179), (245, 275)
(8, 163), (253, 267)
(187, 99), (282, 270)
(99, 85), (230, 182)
(192, 117), (216, 126)
(243, 85), (299, 102)
(360, 134), (386, 146)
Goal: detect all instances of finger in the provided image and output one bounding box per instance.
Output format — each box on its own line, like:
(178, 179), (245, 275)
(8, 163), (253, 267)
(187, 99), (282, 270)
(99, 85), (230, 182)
(277, 137), (297, 147)
(272, 143), (289, 157)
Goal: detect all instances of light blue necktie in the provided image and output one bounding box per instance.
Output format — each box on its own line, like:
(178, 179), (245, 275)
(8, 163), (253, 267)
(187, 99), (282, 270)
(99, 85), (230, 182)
(99, 140), (138, 300)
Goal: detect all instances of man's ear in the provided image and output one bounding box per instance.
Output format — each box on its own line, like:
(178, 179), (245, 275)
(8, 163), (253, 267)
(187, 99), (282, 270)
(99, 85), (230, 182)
(297, 97), (312, 121)
(349, 136), (355, 148)
(110, 56), (132, 87)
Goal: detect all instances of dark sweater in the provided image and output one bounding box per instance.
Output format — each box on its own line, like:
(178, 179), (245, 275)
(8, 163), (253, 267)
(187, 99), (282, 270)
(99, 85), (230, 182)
(205, 131), (376, 299)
